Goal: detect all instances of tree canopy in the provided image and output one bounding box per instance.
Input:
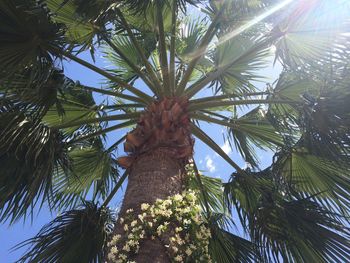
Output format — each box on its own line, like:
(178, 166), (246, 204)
(1, 0), (350, 262)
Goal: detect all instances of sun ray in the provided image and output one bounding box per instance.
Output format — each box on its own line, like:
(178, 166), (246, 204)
(217, 0), (294, 46)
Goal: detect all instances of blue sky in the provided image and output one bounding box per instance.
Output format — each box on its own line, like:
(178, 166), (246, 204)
(0, 48), (282, 261)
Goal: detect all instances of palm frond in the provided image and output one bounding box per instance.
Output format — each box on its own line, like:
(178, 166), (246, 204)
(103, 34), (146, 83)
(213, 35), (271, 95)
(251, 197), (350, 262)
(15, 201), (115, 263)
(224, 169), (350, 262)
(208, 217), (256, 263)
(193, 106), (284, 168)
(185, 34), (274, 98)
(301, 84), (350, 161)
(0, 0), (64, 74)
(273, 149), (350, 217)
(274, 0), (350, 68)
(117, 1), (173, 33)
(211, 0), (275, 34)
(119, 0), (203, 15)
(52, 138), (119, 210)
(233, 106), (283, 148)
(42, 80), (100, 135)
(0, 112), (68, 223)
(45, 0), (99, 52)
(176, 18), (208, 63)
(223, 169), (272, 231)
(186, 165), (225, 215)
(0, 68), (63, 114)
(268, 69), (350, 161)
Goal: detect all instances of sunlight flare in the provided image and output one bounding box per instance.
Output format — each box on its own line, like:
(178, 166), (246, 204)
(218, 0), (294, 46)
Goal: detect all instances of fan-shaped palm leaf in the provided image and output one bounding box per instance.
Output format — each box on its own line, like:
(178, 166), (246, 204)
(15, 201), (115, 263)
(224, 170), (350, 262)
(52, 138), (119, 209)
(0, 0), (64, 74)
(274, 0), (350, 68)
(0, 112), (68, 223)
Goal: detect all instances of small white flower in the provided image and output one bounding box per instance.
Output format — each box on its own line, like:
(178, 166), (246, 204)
(123, 224), (129, 231)
(175, 227), (183, 233)
(110, 246), (118, 254)
(173, 194), (183, 202)
(141, 203), (150, 211)
(112, 234), (121, 242)
(185, 248), (192, 256)
(122, 244), (130, 252)
(130, 220), (137, 227)
(107, 253), (116, 261)
(183, 219), (191, 225)
(174, 255), (183, 262)
(138, 214), (144, 222)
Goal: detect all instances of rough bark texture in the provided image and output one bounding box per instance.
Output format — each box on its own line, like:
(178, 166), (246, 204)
(118, 97), (193, 169)
(122, 148), (185, 212)
(107, 147), (186, 263)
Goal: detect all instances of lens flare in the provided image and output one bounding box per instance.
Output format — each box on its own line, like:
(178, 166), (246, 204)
(217, 0), (294, 46)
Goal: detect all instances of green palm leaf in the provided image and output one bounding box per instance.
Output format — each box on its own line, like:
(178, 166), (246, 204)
(196, 106), (284, 167)
(0, 68), (64, 114)
(0, 112), (68, 223)
(274, 149), (350, 216)
(42, 81), (100, 134)
(119, 0), (202, 15)
(45, 0), (99, 51)
(52, 139), (119, 209)
(213, 35), (271, 95)
(224, 169), (350, 262)
(274, 0), (350, 68)
(15, 201), (115, 263)
(252, 197), (350, 262)
(103, 34), (148, 83)
(208, 217), (257, 263)
(186, 166), (225, 215)
(0, 0), (64, 74)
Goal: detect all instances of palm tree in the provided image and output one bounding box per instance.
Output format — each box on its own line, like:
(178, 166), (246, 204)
(1, 0), (350, 262)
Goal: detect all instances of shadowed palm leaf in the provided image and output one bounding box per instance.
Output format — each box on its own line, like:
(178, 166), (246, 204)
(0, 112), (68, 223)
(15, 202), (115, 263)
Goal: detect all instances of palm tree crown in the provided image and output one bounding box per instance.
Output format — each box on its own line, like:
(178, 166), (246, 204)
(1, 0), (350, 262)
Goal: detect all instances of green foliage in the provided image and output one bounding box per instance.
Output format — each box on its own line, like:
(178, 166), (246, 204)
(118, 0), (204, 14)
(0, 68), (64, 114)
(45, 0), (98, 48)
(15, 202), (115, 263)
(0, 112), (68, 223)
(214, 35), (271, 95)
(0, 0), (64, 74)
(52, 139), (119, 209)
(0, 0), (349, 262)
(224, 169), (350, 262)
(209, 225), (256, 263)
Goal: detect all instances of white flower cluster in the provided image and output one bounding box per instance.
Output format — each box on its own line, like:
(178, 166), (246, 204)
(106, 190), (212, 262)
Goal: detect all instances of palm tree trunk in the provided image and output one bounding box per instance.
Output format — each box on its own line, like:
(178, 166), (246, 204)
(107, 148), (186, 263)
